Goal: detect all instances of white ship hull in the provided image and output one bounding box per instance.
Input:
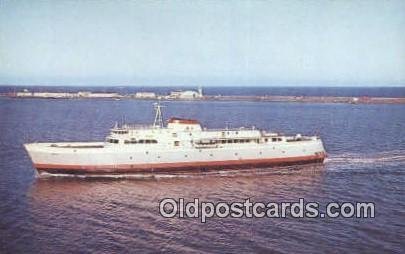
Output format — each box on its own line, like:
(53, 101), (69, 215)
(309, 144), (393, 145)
(24, 105), (327, 175)
(25, 139), (326, 175)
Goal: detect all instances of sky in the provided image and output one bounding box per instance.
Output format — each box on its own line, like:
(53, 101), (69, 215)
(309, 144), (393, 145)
(0, 0), (404, 87)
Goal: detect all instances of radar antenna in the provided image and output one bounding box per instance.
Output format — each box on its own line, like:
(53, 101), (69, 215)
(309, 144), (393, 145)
(153, 102), (165, 128)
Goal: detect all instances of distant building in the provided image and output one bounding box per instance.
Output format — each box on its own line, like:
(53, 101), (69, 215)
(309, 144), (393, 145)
(16, 91), (33, 97)
(168, 87), (203, 100)
(78, 91), (120, 98)
(135, 92), (156, 99)
(15, 89), (76, 98)
(178, 90), (201, 99)
(77, 91), (91, 97)
(87, 93), (120, 98)
(32, 92), (72, 98)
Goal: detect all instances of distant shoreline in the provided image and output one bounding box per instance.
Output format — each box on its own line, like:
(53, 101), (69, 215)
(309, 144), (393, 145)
(1, 93), (404, 104)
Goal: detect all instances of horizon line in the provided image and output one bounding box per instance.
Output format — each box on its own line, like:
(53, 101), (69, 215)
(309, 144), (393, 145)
(1, 83), (404, 88)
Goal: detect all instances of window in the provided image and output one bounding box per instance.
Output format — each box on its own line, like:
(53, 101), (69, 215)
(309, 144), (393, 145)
(196, 139), (217, 145)
(134, 139), (158, 144)
(124, 140), (137, 144)
(112, 130), (128, 134)
(174, 141), (180, 146)
(107, 138), (119, 144)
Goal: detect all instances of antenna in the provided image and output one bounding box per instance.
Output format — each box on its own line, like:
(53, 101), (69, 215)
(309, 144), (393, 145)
(198, 86), (203, 97)
(153, 101), (165, 128)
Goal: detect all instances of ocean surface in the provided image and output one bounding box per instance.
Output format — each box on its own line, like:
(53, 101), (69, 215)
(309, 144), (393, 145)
(0, 87), (404, 253)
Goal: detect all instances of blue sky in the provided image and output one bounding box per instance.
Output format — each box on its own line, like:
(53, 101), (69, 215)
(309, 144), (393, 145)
(0, 0), (404, 87)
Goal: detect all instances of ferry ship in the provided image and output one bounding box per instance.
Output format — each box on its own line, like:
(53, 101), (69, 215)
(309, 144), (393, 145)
(24, 103), (326, 175)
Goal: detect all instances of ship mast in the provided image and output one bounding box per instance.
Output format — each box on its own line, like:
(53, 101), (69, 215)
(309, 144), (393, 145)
(153, 102), (164, 128)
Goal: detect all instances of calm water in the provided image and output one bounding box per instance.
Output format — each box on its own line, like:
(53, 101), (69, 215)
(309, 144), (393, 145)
(0, 96), (404, 253)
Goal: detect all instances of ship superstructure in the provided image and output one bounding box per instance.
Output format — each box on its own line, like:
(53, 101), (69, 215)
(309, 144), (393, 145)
(24, 103), (326, 175)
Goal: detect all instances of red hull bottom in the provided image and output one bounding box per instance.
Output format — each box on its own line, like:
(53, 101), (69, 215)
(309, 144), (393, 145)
(34, 154), (326, 175)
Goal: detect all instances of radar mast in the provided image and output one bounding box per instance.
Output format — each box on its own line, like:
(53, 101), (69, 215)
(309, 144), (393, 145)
(153, 102), (164, 128)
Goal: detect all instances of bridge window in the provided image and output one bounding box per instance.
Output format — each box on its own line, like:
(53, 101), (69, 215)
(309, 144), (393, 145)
(107, 138), (119, 144)
(124, 140), (137, 144)
(112, 130), (128, 134)
(124, 139), (157, 144)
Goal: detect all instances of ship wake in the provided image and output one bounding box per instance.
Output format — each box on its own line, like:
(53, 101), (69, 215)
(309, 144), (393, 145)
(325, 150), (405, 169)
